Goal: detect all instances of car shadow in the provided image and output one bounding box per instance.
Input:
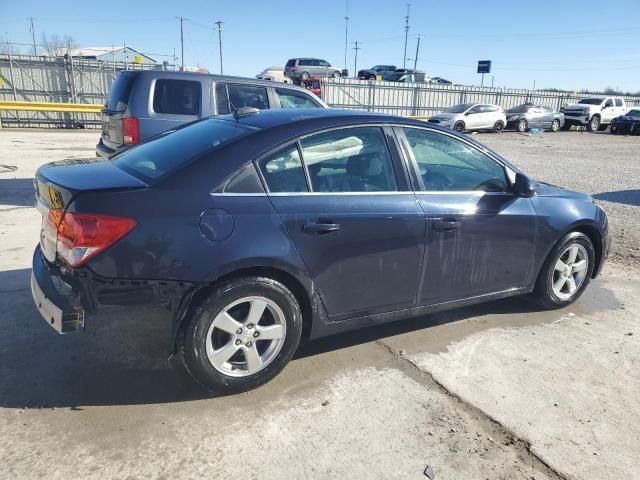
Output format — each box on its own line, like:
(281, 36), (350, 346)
(593, 190), (640, 207)
(0, 177), (35, 207)
(0, 267), (615, 408)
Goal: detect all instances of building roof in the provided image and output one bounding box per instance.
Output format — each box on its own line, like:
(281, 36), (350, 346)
(65, 46), (157, 62)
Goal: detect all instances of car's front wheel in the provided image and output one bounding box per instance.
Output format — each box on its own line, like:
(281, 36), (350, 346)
(551, 119), (561, 132)
(180, 276), (303, 392)
(453, 121), (465, 132)
(587, 115), (600, 132)
(517, 118), (528, 133)
(532, 232), (595, 309)
(493, 120), (505, 133)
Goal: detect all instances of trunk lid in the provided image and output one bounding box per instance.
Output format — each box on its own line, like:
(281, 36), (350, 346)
(35, 159), (147, 262)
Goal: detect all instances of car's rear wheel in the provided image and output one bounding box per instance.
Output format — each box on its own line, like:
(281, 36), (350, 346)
(333, 70), (341, 79)
(561, 123), (572, 131)
(300, 71), (310, 81)
(551, 119), (561, 132)
(532, 232), (595, 309)
(493, 120), (505, 133)
(517, 119), (528, 133)
(180, 276), (303, 392)
(587, 115), (600, 132)
(453, 121), (465, 132)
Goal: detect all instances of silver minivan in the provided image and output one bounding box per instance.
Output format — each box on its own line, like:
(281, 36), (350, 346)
(97, 71), (327, 158)
(284, 58), (342, 81)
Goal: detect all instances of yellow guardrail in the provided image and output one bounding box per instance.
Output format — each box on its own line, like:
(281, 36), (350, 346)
(0, 100), (103, 113)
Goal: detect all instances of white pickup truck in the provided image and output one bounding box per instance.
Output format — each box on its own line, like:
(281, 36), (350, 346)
(561, 96), (627, 132)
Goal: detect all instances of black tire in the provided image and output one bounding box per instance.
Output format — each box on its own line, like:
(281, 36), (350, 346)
(610, 125), (617, 134)
(332, 70), (341, 79)
(179, 276), (303, 393)
(561, 123), (572, 131)
(493, 120), (505, 133)
(517, 118), (528, 133)
(453, 121), (465, 133)
(300, 71), (310, 81)
(551, 119), (561, 132)
(597, 123), (608, 132)
(586, 115), (600, 132)
(531, 232), (595, 310)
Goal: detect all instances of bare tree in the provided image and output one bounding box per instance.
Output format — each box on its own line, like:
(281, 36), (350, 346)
(40, 33), (78, 56)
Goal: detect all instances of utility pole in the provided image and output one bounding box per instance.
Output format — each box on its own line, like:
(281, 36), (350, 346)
(413, 34), (423, 70)
(353, 41), (361, 77)
(403, 4), (410, 69)
(215, 21), (224, 75)
(343, 0), (350, 75)
(178, 16), (185, 71)
(28, 17), (37, 56)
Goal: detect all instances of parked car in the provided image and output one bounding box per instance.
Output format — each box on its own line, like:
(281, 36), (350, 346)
(505, 103), (565, 132)
(560, 97), (627, 132)
(256, 65), (291, 83)
(32, 108), (609, 392)
(429, 77), (452, 85)
(382, 69), (427, 83)
(357, 65), (397, 80)
(97, 71), (326, 159)
(301, 77), (322, 97)
(610, 108), (640, 135)
(284, 58), (341, 81)
(428, 103), (507, 132)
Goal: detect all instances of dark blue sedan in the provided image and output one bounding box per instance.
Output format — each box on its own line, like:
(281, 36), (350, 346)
(31, 108), (610, 392)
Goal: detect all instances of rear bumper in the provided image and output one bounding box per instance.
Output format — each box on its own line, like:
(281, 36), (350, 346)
(96, 139), (126, 159)
(31, 245), (84, 333)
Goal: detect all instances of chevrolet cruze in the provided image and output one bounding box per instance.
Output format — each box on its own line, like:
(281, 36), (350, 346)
(31, 109), (610, 392)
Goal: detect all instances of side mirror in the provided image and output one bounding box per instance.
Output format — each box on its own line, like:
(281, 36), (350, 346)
(514, 173), (535, 198)
(465, 111), (471, 115)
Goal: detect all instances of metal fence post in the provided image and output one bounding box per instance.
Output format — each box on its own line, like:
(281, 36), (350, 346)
(7, 51), (21, 127)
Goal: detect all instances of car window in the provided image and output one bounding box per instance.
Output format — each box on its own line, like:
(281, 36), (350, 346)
(227, 84), (269, 110)
(604, 99), (613, 108)
(300, 127), (398, 193)
(484, 105), (499, 112)
(403, 128), (508, 193)
(153, 79), (201, 115)
(114, 118), (253, 182)
(468, 105), (482, 114)
(628, 109), (640, 117)
(276, 88), (320, 108)
(258, 145), (308, 193)
(615, 98), (623, 107)
(541, 106), (553, 113)
(298, 59), (309, 66)
(215, 83), (230, 114)
(318, 60), (330, 67)
(285, 59), (296, 67)
(106, 72), (136, 112)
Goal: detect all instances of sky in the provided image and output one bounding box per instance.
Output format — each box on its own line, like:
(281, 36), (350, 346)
(2, 0), (640, 92)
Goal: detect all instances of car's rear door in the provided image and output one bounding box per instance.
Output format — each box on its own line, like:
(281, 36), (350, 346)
(257, 125), (425, 321)
(396, 125), (537, 305)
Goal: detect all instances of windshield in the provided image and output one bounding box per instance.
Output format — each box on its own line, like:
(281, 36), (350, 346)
(578, 98), (604, 105)
(106, 72), (136, 112)
(507, 105), (531, 113)
(627, 109), (640, 117)
(383, 72), (403, 81)
(447, 103), (474, 113)
(113, 118), (255, 182)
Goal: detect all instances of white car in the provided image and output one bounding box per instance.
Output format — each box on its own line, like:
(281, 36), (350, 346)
(256, 65), (291, 83)
(428, 103), (507, 133)
(561, 97), (627, 132)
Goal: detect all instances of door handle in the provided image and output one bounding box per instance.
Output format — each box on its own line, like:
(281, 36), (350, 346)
(433, 219), (461, 232)
(302, 222), (341, 235)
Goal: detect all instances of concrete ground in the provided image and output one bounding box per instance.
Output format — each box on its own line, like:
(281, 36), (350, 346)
(0, 129), (638, 480)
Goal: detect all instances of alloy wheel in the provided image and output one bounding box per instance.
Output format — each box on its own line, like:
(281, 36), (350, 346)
(552, 244), (589, 300)
(205, 296), (287, 377)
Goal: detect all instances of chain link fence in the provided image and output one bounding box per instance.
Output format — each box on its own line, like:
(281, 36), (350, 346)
(322, 78), (640, 117)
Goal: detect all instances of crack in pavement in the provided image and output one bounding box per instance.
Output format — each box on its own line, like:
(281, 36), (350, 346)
(374, 339), (570, 480)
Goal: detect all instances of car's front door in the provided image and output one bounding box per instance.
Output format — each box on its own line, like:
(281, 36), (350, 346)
(257, 126), (426, 321)
(464, 105), (483, 129)
(539, 106), (554, 128)
(396, 126), (537, 305)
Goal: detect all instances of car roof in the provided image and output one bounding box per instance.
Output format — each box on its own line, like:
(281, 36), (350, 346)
(127, 70), (310, 91)
(217, 108), (427, 130)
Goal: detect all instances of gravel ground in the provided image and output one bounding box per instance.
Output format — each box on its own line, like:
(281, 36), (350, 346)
(476, 130), (640, 269)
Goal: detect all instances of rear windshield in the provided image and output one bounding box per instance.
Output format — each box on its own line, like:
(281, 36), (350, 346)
(113, 118), (255, 182)
(106, 72), (136, 112)
(285, 59), (296, 67)
(507, 105), (531, 113)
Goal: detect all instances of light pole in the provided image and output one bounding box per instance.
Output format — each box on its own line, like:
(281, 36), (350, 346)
(28, 17), (37, 56)
(178, 16), (185, 70)
(413, 34), (423, 70)
(403, 4), (410, 69)
(344, 0), (349, 74)
(215, 21), (224, 75)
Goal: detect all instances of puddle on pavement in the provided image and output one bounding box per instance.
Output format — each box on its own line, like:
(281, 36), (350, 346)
(379, 278), (620, 356)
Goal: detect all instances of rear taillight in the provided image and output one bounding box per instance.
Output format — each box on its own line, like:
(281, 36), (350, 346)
(50, 212), (135, 267)
(122, 117), (139, 145)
